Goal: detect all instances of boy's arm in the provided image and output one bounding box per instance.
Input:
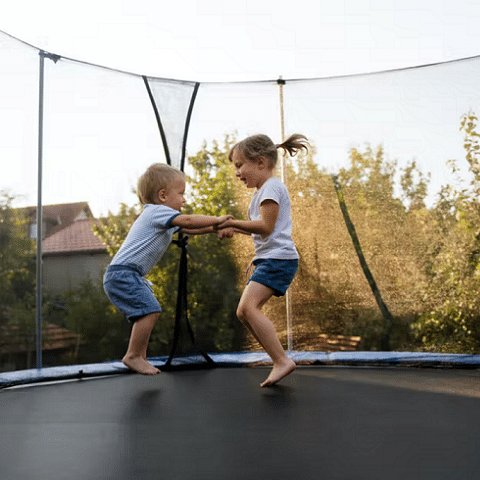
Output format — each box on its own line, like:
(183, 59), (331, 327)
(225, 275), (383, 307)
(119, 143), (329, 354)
(170, 214), (233, 230)
(181, 226), (215, 235)
(218, 200), (279, 236)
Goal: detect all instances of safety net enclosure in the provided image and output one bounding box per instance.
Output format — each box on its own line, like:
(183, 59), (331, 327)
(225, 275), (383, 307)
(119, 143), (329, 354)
(1, 28), (480, 376)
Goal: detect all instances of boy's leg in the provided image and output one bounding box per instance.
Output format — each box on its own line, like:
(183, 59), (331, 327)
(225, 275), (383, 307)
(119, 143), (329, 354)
(123, 312), (161, 375)
(237, 281), (296, 387)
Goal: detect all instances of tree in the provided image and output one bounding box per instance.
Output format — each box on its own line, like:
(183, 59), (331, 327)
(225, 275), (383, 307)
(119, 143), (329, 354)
(0, 191), (37, 369)
(171, 136), (244, 352)
(412, 112), (480, 353)
(0, 192), (36, 312)
(265, 141), (436, 351)
(59, 279), (128, 363)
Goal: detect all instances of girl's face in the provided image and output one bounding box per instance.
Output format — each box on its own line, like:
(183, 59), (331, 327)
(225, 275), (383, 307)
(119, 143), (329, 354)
(160, 177), (186, 211)
(231, 148), (262, 189)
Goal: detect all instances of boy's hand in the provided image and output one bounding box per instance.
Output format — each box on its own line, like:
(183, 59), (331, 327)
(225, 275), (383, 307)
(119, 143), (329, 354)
(216, 227), (235, 239)
(216, 216), (234, 229)
(215, 215), (234, 230)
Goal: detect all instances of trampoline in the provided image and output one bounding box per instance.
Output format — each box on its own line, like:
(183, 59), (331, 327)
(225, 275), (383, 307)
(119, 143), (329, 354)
(2, 352), (480, 479)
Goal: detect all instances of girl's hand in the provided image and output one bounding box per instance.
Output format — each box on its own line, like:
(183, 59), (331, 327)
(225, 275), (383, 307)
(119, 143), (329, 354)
(216, 215), (234, 229)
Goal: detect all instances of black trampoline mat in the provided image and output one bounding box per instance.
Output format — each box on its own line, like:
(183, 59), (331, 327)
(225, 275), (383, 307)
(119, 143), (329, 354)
(2, 366), (480, 480)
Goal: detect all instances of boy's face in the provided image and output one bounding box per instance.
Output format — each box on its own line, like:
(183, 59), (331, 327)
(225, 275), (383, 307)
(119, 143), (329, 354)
(160, 177), (186, 211)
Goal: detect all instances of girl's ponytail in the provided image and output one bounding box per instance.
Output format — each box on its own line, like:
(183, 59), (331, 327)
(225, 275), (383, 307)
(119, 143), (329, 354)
(230, 133), (309, 167)
(276, 134), (309, 157)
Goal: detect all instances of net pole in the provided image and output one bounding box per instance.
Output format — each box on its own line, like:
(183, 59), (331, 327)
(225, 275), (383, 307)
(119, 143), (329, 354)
(278, 77), (293, 352)
(35, 51), (45, 369)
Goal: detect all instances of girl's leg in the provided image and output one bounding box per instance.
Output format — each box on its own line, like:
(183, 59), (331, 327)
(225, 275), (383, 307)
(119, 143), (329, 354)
(237, 281), (296, 387)
(123, 312), (161, 375)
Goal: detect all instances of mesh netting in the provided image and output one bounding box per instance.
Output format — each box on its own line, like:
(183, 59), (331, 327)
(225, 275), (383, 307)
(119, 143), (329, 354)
(2, 29), (480, 371)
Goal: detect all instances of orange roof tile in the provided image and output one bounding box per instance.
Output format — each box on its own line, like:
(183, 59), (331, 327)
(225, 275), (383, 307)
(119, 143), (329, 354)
(1, 323), (81, 353)
(19, 202), (93, 238)
(42, 323), (82, 351)
(42, 219), (107, 255)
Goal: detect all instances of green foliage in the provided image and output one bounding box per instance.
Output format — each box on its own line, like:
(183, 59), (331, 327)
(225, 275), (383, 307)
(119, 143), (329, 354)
(399, 160), (430, 211)
(7, 113), (480, 363)
(0, 192), (36, 305)
(461, 111), (480, 189)
(0, 192), (36, 330)
(0, 192), (37, 369)
(283, 144), (431, 350)
(92, 203), (140, 257)
(149, 136), (243, 353)
(59, 280), (128, 363)
(186, 135), (241, 216)
(412, 111), (480, 353)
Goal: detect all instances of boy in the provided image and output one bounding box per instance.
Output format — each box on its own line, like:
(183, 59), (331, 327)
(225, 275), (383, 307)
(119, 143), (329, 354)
(103, 163), (232, 375)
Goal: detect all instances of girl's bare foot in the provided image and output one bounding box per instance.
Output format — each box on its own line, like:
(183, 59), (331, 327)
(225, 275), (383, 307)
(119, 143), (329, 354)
(123, 355), (160, 375)
(260, 358), (296, 387)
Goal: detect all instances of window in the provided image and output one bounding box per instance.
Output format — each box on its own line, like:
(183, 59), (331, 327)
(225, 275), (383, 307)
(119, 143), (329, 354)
(29, 222), (37, 239)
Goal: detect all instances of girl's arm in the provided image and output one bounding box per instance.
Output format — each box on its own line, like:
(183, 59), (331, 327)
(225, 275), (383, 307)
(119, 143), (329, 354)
(180, 225), (236, 238)
(219, 200), (279, 236)
(232, 228), (251, 236)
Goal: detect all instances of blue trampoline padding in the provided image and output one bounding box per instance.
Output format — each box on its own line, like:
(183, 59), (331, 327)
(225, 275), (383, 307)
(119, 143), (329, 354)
(0, 361), (130, 388)
(1, 351), (479, 388)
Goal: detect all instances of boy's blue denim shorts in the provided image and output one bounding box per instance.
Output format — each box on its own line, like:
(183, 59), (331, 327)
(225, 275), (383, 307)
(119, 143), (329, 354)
(103, 264), (161, 322)
(247, 258), (299, 297)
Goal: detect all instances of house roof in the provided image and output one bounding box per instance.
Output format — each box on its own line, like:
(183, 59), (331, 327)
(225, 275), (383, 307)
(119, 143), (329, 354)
(42, 219), (107, 255)
(43, 323), (82, 351)
(20, 202), (93, 238)
(0, 323), (81, 353)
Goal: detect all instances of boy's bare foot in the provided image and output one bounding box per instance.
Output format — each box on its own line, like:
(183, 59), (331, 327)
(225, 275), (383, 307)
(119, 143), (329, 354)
(123, 356), (160, 375)
(260, 358), (296, 387)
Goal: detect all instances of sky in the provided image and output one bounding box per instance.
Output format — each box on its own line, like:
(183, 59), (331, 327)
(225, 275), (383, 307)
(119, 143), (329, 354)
(2, 0), (480, 216)
(3, 0), (480, 82)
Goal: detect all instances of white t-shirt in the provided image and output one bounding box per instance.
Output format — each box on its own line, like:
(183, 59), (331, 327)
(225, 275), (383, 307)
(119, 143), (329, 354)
(248, 177), (299, 261)
(110, 204), (181, 276)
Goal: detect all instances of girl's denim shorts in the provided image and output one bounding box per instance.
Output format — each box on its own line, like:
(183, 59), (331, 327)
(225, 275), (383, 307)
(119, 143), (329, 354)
(103, 264), (161, 322)
(247, 258), (299, 297)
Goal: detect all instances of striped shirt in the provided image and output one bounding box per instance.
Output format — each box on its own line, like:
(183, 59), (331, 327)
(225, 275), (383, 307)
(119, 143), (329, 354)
(109, 204), (181, 276)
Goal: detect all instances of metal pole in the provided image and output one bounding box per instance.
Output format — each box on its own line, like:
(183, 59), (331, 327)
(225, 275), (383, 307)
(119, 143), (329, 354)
(277, 77), (293, 352)
(278, 77), (286, 177)
(36, 51), (45, 369)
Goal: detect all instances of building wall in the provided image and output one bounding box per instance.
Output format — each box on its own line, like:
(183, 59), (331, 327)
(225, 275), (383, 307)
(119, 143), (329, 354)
(43, 253), (111, 295)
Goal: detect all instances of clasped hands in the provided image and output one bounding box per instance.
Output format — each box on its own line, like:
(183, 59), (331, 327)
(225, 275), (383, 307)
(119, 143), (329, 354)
(215, 215), (235, 240)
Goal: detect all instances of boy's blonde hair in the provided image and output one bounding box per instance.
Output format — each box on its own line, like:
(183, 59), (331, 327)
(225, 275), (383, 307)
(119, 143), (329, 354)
(229, 133), (309, 168)
(137, 163), (185, 205)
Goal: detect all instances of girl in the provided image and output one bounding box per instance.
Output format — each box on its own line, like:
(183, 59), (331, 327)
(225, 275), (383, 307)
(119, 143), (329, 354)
(219, 133), (309, 387)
